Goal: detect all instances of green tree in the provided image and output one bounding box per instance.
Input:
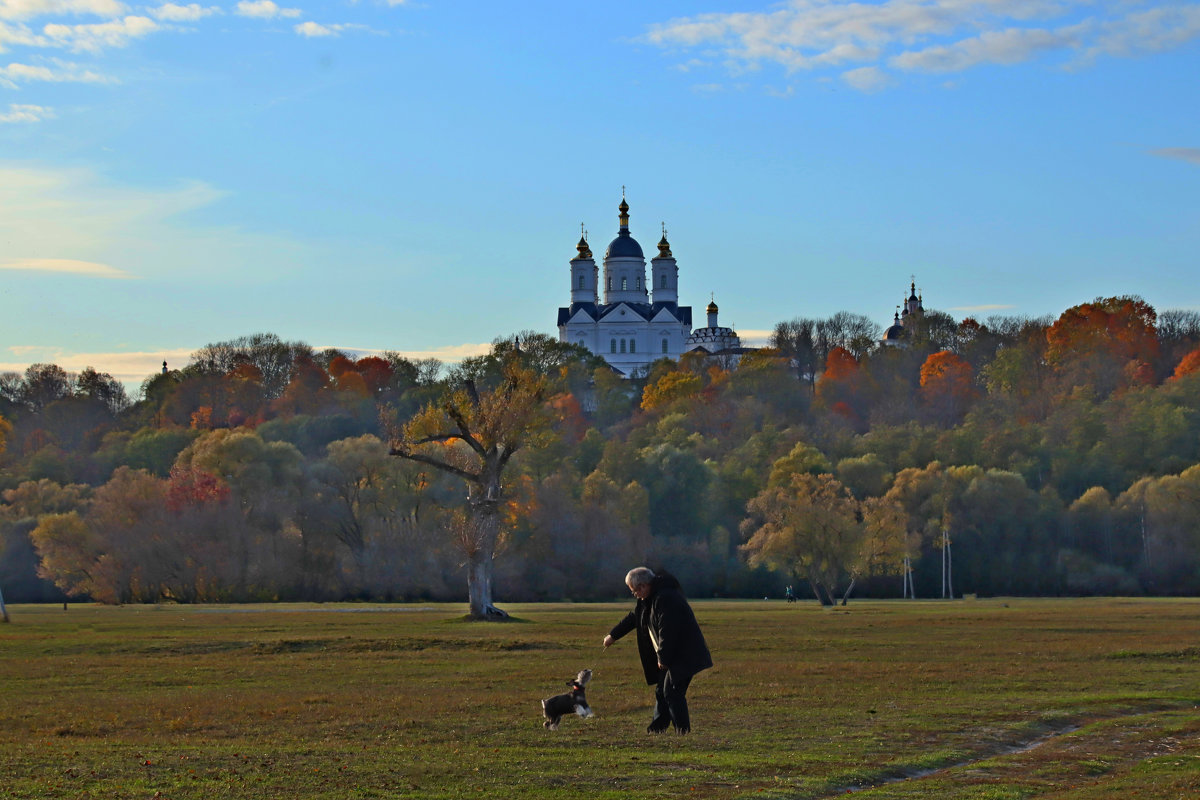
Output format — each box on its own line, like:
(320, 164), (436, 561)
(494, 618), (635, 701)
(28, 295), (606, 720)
(741, 472), (865, 605)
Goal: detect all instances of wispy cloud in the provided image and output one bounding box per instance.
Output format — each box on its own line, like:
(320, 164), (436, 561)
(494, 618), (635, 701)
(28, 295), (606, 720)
(149, 3), (220, 22)
(737, 329), (774, 347)
(235, 0), (300, 19)
(0, 257), (131, 277)
(43, 14), (158, 52)
(0, 59), (113, 86)
(0, 0), (127, 22)
(1150, 147), (1200, 166)
(949, 304), (1017, 313)
(841, 65), (892, 92)
(0, 101), (52, 121)
(645, 1), (1200, 92)
(294, 20), (362, 38)
(0, 346), (194, 386)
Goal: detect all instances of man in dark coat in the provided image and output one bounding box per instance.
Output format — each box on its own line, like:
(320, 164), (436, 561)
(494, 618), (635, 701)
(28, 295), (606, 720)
(603, 567), (713, 734)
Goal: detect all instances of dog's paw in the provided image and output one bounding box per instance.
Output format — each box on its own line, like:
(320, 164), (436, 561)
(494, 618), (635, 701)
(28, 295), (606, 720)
(575, 706), (594, 718)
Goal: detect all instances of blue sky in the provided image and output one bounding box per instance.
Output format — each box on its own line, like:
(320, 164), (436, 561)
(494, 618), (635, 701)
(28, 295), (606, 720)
(1, 0), (1198, 390)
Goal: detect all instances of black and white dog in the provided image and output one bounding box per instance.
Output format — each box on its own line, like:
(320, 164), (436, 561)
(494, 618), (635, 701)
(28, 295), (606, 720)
(541, 669), (594, 730)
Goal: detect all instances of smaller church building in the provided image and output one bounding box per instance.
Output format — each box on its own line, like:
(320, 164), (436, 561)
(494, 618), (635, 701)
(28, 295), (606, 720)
(557, 196), (742, 376)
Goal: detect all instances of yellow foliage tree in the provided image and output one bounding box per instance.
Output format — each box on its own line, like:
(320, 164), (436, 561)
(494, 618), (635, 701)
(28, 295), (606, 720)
(389, 354), (552, 619)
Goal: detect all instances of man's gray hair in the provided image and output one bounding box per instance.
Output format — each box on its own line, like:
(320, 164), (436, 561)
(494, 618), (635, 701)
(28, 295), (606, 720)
(625, 567), (655, 589)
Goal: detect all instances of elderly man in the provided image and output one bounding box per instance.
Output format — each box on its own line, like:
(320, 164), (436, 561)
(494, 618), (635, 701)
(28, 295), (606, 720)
(603, 567), (713, 734)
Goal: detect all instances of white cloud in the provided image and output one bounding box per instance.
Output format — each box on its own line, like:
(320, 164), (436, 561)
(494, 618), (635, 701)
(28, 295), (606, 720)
(235, 0), (300, 19)
(841, 65), (892, 91)
(149, 2), (218, 22)
(0, 59), (113, 86)
(294, 20), (330, 36)
(0, 20), (48, 50)
(0, 256), (131, 276)
(43, 14), (159, 52)
(0, 102), (52, 121)
(644, 1), (1200, 90)
(1150, 147), (1200, 167)
(0, 0), (127, 22)
(294, 20), (368, 38)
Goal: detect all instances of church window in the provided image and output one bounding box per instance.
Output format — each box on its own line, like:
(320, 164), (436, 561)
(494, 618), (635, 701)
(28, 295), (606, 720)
(610, 339), (617, 353)
(622, 277), (627, 291)
(607, 277), (611, 291)
(630, 339), (636, 353)
(578, 275), (584, 290)
(660, 275), (667, 289)
(620, 339), (627, 354)
(636, 276), (641, 290)
(662, 339), (669, 354)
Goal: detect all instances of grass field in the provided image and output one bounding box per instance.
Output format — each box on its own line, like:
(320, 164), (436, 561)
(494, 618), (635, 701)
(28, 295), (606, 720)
(3, 598), (1200, 799)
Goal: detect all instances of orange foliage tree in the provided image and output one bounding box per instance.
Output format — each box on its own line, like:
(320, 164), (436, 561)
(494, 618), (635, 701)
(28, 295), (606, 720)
(1045, 296), (1159, 394)
(919, 350), (977, 422)
(1172, 346), (1200, 380)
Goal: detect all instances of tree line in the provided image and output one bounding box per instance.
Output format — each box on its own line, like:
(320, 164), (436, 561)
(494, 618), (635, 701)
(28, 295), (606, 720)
(3, 297), (1200, 607)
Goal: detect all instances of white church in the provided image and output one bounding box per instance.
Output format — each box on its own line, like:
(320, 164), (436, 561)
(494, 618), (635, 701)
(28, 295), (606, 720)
(557, 196), (743, 376)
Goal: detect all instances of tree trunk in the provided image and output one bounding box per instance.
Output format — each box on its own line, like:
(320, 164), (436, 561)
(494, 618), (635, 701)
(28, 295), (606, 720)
(808, 579), (834, 606)
(464, 487), (508, 620)
(840, 577), (856, 606)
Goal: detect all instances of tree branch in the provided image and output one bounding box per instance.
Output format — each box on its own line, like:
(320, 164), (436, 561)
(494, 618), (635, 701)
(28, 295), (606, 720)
(389, 447), (481, 485)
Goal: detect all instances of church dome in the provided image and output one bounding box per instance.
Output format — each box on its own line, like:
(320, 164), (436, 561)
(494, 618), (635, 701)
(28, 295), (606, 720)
(706, 300), (718, 314)
(606, 231), (644, 259)
(606, 194), (644, 259)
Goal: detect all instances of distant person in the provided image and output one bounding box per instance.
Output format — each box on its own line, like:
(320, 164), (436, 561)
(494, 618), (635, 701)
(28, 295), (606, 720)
(602, 567), (712, 734)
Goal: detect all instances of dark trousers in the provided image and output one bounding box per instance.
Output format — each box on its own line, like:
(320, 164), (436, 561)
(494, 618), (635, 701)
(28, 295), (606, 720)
(649, 670), (693, 733)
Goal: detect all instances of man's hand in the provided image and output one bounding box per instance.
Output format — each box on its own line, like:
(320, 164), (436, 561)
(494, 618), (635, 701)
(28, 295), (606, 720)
(603, 635), (614, 649)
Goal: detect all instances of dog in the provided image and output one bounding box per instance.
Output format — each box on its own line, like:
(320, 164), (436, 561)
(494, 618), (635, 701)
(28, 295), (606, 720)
(541, 669), (594, 730)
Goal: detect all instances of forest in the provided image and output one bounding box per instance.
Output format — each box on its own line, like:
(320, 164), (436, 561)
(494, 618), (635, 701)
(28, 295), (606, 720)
(3, 294), (1200, 606)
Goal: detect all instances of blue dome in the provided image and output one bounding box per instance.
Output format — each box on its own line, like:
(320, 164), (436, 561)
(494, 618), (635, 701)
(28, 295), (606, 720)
(605, 231), (644, 259)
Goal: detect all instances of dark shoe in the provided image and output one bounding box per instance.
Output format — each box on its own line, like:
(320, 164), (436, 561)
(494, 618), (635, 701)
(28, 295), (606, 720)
(647, 723), (670, 734)
(675, 726), (690, 735)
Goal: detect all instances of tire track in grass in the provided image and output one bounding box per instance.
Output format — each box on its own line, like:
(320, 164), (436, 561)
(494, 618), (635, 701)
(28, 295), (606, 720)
(817, 703), (1200, 798)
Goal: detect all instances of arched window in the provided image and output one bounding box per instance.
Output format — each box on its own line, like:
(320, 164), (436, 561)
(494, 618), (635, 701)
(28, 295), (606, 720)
(620, 339), (627, 354)
(660, 275), (667, 289)
(622, 277), (628, 291)
(630, 339), (636, 353)
(610, 339), (617, 353)
(662, 339), (669, 354)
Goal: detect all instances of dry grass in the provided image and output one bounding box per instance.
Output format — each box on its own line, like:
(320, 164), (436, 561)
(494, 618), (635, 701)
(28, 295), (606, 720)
(3, 597), (1200, 798)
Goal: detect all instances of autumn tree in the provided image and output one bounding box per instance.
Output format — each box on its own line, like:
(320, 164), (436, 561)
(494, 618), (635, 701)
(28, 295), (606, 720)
(1045, 296), (1159, 397)
(742, 472), (882, 605)
(919, 350), (977, 423)
(388, 350), (553, 619)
